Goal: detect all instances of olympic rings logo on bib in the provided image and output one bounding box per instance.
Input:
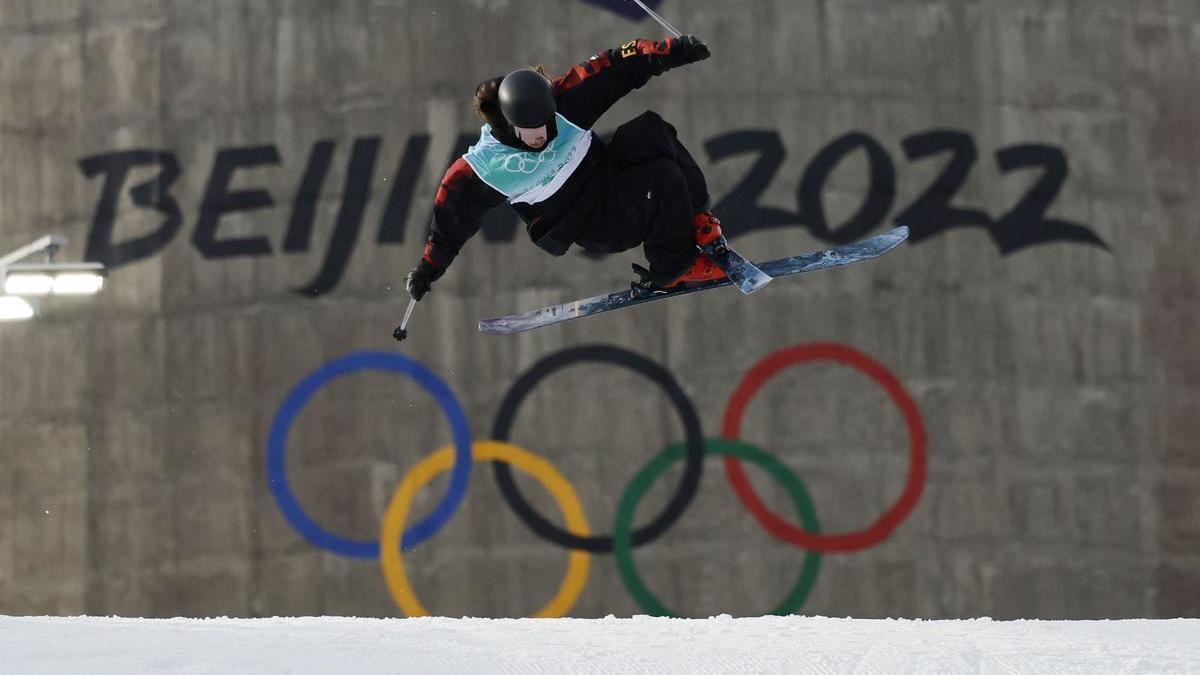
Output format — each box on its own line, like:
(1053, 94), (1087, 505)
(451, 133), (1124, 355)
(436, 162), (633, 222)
(266, 343), (927, 617)
(500, 148), (558, 174)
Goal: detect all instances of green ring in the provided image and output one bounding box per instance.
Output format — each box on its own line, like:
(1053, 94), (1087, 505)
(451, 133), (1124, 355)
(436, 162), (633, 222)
(613, 438), (822, 617)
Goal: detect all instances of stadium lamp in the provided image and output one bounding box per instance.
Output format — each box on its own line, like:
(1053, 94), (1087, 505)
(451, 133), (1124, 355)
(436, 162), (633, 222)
(0, 235), (106, 321)
(0, 295), (35, 321)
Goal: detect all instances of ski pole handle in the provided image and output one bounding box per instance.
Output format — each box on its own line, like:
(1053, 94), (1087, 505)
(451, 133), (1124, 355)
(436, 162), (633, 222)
(626, 0), (683, 38)
(393, 297), (417, 342)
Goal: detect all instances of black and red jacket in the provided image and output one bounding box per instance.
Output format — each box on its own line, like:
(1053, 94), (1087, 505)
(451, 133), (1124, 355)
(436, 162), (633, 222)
(420, 37), (705, 273)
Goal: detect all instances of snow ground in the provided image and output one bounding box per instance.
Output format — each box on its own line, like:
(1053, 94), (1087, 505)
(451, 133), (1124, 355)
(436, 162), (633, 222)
(1, 614), (1197, 674)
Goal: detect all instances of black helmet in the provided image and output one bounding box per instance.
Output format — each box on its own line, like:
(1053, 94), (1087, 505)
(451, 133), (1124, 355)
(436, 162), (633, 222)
(498, 69), (555, 128)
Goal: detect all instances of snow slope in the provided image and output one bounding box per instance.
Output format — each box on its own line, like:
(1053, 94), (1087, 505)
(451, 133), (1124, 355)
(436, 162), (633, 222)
(1, 615), (1197, 674)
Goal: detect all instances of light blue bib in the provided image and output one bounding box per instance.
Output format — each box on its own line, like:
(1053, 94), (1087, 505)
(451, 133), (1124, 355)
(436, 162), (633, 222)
(462, 114), (593, 205)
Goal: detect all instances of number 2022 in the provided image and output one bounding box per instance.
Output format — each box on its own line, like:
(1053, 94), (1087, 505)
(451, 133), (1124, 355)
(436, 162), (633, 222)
(704, 129), (1108, 255)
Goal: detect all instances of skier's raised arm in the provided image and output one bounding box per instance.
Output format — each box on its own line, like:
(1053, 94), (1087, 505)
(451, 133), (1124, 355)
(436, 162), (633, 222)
(554, 35), (710, 130)
(406, 157), (505, 301)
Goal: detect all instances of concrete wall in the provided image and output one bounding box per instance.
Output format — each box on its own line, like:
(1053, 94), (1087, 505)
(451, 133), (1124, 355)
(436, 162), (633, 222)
(1, 0), (1197, 619)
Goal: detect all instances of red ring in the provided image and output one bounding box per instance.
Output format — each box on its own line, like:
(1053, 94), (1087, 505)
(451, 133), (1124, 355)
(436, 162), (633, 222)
(721, 342), (927, 553)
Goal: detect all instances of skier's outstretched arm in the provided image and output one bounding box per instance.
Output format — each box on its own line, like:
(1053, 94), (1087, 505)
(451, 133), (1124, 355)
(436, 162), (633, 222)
(406, 158), (506, 301)
(555, 35), (710, 129)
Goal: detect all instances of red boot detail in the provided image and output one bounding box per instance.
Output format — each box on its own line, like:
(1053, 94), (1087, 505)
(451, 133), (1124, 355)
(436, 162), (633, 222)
(663, 253), (727, 288)
(648, 210), (729, 289)
(692, 211), (724, 247)
(641, 212), (730, 291)
(663, 211), (729, 288)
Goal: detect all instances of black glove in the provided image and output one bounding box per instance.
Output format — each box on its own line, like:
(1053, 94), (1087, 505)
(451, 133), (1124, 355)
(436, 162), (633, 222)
(405, 259), (443, 301)
(671, 35), (710, 66)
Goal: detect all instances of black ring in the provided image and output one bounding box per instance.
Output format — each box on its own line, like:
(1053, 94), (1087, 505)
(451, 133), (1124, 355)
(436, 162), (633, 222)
(492, 345), (705, 553)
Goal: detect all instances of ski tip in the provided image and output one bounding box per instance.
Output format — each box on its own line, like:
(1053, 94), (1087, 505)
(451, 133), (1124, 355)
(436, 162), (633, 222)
(478, 319), (514, 335)
(888, 225), (910, 241)
(880, 226), (910, 252)
(480, 316), (546, 335)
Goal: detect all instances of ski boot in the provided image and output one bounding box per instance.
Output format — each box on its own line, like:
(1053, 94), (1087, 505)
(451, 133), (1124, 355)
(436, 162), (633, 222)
(692, 210), (729, 259)
(630, 212), (729, 298)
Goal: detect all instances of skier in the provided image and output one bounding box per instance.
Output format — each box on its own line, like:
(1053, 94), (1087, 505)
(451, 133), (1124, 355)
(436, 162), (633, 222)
(404, 35), (728, 303)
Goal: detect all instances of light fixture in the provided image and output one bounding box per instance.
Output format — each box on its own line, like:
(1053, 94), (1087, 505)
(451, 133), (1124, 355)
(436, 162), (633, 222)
(53, 272), (105, 295)
(0, 236), (107, 321)
(3, 272), (53, 296)
(3, 263), (106, 296)
(0, 296), (35, 321)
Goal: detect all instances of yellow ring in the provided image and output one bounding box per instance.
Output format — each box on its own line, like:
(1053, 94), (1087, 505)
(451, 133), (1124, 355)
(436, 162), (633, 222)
(380, 440), (592, 617)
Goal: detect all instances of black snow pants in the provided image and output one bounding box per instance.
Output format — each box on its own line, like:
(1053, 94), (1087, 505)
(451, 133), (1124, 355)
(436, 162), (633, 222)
(574, 111), (710, 287)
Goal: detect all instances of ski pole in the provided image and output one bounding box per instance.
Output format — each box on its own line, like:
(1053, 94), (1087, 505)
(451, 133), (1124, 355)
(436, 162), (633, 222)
(393, 297), (417, 342)
(626, 0), (683, 38)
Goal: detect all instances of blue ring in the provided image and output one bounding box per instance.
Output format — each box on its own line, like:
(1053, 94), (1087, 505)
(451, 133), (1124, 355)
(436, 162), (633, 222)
(267, 351), (472, 557)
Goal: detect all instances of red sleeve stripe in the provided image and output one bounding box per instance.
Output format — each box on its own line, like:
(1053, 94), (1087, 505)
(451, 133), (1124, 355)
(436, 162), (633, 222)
(422, 241), (442, 267)
(553, 38), (675, 93)
(435, 157), (477, 207)
(554, 51), (614, 93)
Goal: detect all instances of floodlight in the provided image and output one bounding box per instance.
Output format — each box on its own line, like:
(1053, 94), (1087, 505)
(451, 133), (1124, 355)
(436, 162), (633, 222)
(4, 273), (53, 295)
(2, 263), (106, 296)
(53, 272), (105, 295)
(0, 296), (35, 321)
(0, 236), (107, 320)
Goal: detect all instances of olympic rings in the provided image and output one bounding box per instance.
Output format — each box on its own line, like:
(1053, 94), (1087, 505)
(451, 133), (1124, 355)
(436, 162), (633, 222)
(501, 147), (559, 174)
(266, 351), (473, 557)
(267, 342), (926, 616)
(721, 342), (927, 553)
(381, 441), (591, 617)
(614, 439), (822, 617)
(491, 345), (705, 553)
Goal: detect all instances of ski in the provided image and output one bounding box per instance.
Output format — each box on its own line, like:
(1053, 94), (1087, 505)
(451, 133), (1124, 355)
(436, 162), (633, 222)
(478, 226), (909, 335)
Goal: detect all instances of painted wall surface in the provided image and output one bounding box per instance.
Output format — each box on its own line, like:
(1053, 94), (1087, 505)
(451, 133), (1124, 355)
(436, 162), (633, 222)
(1, 0), (1198, 619)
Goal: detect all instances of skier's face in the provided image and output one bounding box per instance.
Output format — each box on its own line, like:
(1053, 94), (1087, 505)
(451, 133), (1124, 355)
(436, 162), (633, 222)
(514, 125), (548, 149)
